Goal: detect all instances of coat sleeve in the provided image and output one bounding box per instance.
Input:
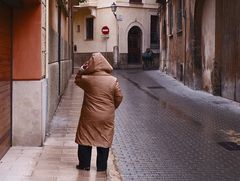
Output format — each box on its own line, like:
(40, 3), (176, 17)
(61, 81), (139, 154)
(74, 72), (85, 89)
(114, 80), (123, 109)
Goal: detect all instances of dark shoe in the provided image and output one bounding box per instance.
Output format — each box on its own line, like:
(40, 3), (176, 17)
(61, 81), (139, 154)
(97, 168), (106, 172)
(76, 165), (90, 171)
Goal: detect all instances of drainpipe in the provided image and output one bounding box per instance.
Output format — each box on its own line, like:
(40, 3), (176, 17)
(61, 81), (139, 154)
(70, 1), (74, 74)
(46, 0), (49, 80)
(58, 2), (61, 96)
(10, 8), (13, 146)
(45, 0), (50, 136)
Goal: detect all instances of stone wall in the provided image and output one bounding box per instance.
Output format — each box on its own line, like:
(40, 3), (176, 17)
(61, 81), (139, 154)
(158, 0), (240, 103)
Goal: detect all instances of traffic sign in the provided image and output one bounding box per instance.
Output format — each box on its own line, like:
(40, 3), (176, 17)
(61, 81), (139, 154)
(101, 26), (109, 35)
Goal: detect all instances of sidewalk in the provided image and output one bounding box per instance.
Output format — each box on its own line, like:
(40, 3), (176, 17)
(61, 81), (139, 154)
(0, 76), (121, 181)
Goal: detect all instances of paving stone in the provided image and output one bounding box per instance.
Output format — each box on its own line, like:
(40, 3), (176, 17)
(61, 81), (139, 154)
(0, 77), (117, 181)
(112, 70), (240, 181)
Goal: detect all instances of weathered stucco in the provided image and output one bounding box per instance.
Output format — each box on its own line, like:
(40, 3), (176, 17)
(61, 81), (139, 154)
(218, 0), (240, 102)
(201, 0), (215, 93)
(12, 80), (47, 146)
(158, 0), (240, 102)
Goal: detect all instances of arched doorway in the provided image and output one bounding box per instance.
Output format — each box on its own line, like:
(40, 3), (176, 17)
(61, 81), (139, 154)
(128, 26), (142, 64)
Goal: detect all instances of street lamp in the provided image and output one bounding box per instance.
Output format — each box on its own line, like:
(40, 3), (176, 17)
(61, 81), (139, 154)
(111, 2), (117, 17)
(111, 2), (119, 69)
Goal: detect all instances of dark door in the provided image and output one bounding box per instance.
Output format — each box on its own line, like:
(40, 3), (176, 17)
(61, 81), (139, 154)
(0, 2), (12, 159)
(128, 26), (142, 64)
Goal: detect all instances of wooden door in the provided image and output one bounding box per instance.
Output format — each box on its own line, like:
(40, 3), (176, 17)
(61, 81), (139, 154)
(128, 26), (142, 64)
(0, 2), (12, 159)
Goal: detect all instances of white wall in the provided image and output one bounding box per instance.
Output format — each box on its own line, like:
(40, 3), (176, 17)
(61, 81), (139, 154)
(73, 0), (159, 54)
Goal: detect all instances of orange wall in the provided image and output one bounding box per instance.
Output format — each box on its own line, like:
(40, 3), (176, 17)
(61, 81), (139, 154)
(13, 5), (41, 80)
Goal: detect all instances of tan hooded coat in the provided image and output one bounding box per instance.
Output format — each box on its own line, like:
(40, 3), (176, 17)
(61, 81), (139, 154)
(75, 53), (123, 148)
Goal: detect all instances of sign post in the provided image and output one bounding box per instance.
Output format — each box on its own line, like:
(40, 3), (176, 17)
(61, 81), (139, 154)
(101, 26), (110, 59)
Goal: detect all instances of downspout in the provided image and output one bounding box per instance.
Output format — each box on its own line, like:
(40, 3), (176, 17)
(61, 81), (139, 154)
(10, 8), (13, 146)
(70, 1), (74, 74)
(46, 0), (49, 80)
(58, 2), (61, 96)
(45, 0), (50, 136)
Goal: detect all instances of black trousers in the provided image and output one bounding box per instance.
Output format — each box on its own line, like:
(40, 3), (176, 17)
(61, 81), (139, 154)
(78, 144), (109, 171)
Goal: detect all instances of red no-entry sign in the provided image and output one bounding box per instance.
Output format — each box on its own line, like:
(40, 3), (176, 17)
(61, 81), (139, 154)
(101, 26), (109, 35)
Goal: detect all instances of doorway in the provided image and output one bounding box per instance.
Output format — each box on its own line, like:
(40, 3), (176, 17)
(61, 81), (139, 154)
(128, 26), (142, 64)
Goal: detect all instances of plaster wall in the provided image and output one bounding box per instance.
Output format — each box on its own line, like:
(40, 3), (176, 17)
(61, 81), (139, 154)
(74, 6), (158, 53)
(162, 0), (185, 80)
(159, 0), (240, 103)
(47, 0), (72, 122)
(47, 62), (59, 123)
(159, 12), (167, 71)
(201, 0), (215, 93)
(73, 8), (116, 53)
(73, 0), (159, 67)
(219, 0), (240, 102)
(11, 2), (47, 146)
(13, 5), (41, 80)
(12, 79), (47, 146)
(61, 60), (73, 92)
(47, 60), (72, 122)
(49, 0), (58, 33)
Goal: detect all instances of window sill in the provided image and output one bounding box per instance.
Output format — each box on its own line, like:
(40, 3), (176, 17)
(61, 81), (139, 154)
(85, 39), (94, 41)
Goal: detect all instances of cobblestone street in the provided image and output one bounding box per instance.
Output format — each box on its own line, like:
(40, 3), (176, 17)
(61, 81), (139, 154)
(1, 0), (240, 180)
(1, 70), (240, 181)
(112, 70), (240, 181)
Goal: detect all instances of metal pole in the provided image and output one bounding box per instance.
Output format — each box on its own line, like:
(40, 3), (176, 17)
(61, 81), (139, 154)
(117, 18), (119, 68)
(113, 15), (119, 69)
(105, 37), (108, 60)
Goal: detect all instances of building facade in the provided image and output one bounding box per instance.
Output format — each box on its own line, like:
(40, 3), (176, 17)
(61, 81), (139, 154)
(158, 0), (240, 102)
(73, 0), (160, 69)
(0, 0), (73, 159)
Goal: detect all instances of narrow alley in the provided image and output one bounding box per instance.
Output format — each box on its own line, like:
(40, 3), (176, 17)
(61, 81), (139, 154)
(1, 0), (240, 180)
(1, 70), (240, 180)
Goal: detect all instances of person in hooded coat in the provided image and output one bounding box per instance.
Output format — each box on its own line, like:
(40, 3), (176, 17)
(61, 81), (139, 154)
(74, 52), (123, 171)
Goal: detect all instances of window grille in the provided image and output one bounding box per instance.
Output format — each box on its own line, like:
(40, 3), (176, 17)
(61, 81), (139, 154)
(168, 0), (173, 35)
(177, 0), (183, 33)
(86, 17), (93, 40)
(150, 15), (160, 48)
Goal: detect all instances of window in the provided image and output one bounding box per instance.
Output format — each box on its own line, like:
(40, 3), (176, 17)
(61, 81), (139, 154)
(177, 0), (183, 33)
(129, 0), (142, 4)
(86, 17), (93, 40)
(168, 0), (173, 35)
(150, 15), (160, 48)
(76, 25), (80, 33)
